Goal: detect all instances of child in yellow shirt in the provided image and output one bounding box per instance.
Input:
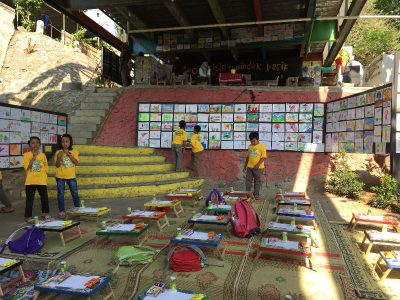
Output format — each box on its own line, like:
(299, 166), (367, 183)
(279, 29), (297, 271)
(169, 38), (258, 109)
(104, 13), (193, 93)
(172, 120), (187, 171)
(189, 125), (204, 177)
(23, 136), (50, 222)
(243, 132), (267, 200)
(55, 134), (80, 219)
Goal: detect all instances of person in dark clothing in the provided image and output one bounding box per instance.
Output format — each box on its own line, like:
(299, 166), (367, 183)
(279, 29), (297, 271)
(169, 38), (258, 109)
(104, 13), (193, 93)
(120, 42), (132, 86)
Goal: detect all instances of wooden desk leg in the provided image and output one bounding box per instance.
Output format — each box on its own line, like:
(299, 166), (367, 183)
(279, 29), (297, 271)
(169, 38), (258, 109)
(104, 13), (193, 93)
(380, 267), (392, 281)
(104, 282), (116, 300)
(351, 220), (358, 232)
(310, 237), (319, 248)
(0, 285), (3, 297)
(255, 249), (262, 260)
(347, 216), (354, 230)
(78, 225), (83, 238)
(374, 257), (383, 270)
(312, 219), (318, 230)
(215, 244), (226, 261)
(275, 216), (279, 222)
(19, 265), (26, 282)
(157, 216), (170, 232)
(138, 231), (149, 246)
(59, 232), (66, 247)
(365, 242), (374, 256)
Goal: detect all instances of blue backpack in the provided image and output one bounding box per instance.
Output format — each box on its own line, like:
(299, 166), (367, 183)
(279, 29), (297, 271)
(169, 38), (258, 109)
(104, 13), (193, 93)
(0, 226), (45, 255)
(205, 189), (226, 207)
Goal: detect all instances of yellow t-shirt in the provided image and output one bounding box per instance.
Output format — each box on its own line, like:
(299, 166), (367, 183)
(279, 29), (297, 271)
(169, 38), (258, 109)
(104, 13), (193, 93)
(190, 133), (204, 153)
(246, 143), (267, 169)
(172, 129), (188, 145)
(23, 152), (48, 185)
(54, 149), (79, 179)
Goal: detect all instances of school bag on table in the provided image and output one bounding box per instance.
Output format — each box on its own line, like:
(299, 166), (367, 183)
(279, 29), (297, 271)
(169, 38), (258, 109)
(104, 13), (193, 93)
(0, 226), (45, 255)
(205, 188), (226, 207)
(229, 200), (260, 238)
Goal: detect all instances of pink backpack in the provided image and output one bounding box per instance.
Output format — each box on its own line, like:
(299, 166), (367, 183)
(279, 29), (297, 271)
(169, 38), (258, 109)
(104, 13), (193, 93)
(229, 200), (260, 238)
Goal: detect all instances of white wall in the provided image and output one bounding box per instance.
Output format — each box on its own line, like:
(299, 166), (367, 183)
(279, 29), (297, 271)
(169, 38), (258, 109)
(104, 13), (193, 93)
(0, 3), (15, 72)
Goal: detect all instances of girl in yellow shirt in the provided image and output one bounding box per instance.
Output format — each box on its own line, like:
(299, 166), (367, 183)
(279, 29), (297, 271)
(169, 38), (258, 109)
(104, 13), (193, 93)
(189, 125), (204, 177)
(22, 136), (50, 222)
(55, 134), (80, 219)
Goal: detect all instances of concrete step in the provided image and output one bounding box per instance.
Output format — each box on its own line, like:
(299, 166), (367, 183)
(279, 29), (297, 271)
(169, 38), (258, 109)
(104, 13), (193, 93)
(73, 137), (91, 145)
(80, 102), (111, 110)
(47, 163), (174, 175)
(67, 130), (95, 139)
(68, 124), (98, 132)
(73, 109), (108, 118)
(69, 115), (103, 124)
(77, 155), (165, 164)
(47, 178), (204, 200)
(96, 88), (122, 93)
(84, 96), (116, 103)
(74, 145), (155, 155)
(46, 171), (189, 187)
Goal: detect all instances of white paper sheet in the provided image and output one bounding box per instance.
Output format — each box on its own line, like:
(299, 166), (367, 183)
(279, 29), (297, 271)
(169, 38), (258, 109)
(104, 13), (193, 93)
(148, 200), (172, 205)
(279, 199), (309, 204)
(277, 208), (313, 216)
(193, 215), (218, 221)
(357, 215), (386, 221)
(0, 258), (17, 267)
(129, 211), (154, 217)
(106, 224), (136, 231)
(48, 275), (100, 289)
(181, 231), (210, 240)
(263, 238), (299, 250)
(37, 220), (66, 228)
(143, 290), (194, 300)
(178, 188), (198, 192)
(267, 222), (312, 233)
(167, 193), (187, 197)
(76, 208), (99, 213)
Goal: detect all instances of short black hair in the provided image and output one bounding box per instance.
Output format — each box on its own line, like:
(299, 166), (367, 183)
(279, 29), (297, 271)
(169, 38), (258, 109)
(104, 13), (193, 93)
(179, 120), (186, 129)
(28, 136), (41, 145)
(194, 125), (201, 133)
(249, 132), (259, 140)
(58, 134), (74, 150)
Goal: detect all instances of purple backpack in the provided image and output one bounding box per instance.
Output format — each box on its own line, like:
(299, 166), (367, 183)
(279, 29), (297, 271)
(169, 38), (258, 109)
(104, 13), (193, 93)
(0, 226), (45, 255)
(205, 189), (226, 207)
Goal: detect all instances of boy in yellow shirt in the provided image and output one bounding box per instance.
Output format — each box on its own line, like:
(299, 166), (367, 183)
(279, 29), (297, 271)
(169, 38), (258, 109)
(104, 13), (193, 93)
(189, 125), (204, 177)
(55, 134), (80, 219)
(172, 120), (187, 171)
(23, 136), (50, 222)
(243, 132), (267, 200)
(0, 171), (14, 213)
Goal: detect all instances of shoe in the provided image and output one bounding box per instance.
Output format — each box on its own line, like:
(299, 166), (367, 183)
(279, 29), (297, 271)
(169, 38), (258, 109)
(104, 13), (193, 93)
(42, 215), (54, 221)
(0, 207), (14, 213)
(25, 218), (35, 224)
(58, 211), (66, 219)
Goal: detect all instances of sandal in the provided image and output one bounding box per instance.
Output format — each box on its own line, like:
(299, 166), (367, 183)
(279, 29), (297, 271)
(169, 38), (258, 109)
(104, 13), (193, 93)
(42, 215), (54, 221)
(58, 211), (66, 219)
(0, 207), (14, 213)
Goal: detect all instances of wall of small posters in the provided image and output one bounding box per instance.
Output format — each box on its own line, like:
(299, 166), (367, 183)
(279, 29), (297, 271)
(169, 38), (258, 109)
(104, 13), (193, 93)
(137, 102), (325, 152)
(0, 104), (68, 169)
(325, 84), (392, 154)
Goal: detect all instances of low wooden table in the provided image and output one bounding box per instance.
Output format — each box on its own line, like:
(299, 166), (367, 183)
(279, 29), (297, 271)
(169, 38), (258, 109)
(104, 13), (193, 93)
(144, 199), (184, 218)
(224, 190), (254, 201)
(205, 204), (231, 214)
(255, 237), (313, 269)
(164, 189), (203, 206)
(188, 214), (230, 234)
(276, 192), (306, 199)
(34, 274), (114, 300)
(0, 257), (26, 297)
(276, 208), (318, 229)
(170, 231), (226, 260)
(374, 251), (400, 281)
(348, 213), (399, 232)
(276, 198), (311, 210)
(96, 223), (149, 246)
(66, 207), (112, 225)
(36, 220), (82, 247)
(123, 211), (170, 232)
(361, 230), (400, 255)
(265, 221), (318, 247)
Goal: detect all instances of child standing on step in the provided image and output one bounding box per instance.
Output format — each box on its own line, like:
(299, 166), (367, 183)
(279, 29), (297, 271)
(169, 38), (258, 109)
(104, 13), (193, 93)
(23, 136), (50, 222)
(172, 120), (187, 172)
(243, 132), (267, 200)
(55, 134), (80, 219)
(189, 125), (203, 177)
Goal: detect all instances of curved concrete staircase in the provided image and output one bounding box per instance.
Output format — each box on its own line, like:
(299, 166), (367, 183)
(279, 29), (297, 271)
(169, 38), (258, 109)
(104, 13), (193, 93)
(44, 145), (204, 200)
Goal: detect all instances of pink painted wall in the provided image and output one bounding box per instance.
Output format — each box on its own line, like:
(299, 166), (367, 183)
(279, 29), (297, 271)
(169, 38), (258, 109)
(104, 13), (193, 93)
(95, 86), (355, 183)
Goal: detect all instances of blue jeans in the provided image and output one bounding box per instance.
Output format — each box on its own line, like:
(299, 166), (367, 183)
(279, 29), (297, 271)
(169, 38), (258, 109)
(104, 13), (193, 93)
(56, 178), (80, 212)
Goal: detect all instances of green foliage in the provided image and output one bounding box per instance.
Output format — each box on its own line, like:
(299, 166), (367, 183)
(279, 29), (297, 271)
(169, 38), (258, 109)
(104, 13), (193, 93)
(371, 174), (399, 209)
(373, 0), (400, 30)
(13, 0), (43, 31)
(346, 0), (400, 65)
(325, 151), (365, 199)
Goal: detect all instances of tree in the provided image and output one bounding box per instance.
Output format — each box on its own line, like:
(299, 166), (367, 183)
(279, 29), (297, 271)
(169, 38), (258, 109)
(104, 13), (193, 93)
(13, 0), (44, 31)
(373, 0), (400, 29)
(346, 0), (400, 66)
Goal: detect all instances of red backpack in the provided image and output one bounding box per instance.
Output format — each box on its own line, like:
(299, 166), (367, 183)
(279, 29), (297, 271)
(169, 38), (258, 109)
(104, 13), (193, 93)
(229, 200), (260, 238)
(167, 245), (205, 272)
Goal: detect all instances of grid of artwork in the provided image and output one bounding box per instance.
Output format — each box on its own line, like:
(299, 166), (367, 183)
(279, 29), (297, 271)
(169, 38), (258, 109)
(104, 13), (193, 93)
(137, 103), (325, 152)
(325, 85), (392, 154)
(0, 105), (67, 168)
